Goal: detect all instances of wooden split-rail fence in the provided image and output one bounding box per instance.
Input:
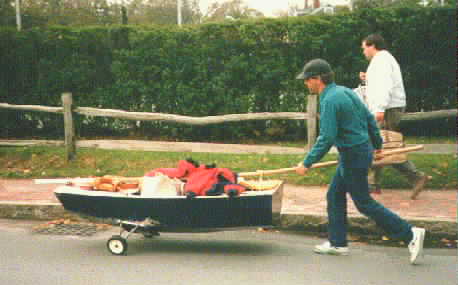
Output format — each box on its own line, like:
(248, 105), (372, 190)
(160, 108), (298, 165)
(0, 92), (456, 162)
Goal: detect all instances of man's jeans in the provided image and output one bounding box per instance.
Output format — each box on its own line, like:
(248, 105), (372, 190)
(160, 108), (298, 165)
(327, 142), (413, 247)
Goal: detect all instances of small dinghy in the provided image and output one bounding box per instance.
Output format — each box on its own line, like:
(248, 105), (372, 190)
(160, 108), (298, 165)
(53, 180), (283, 255)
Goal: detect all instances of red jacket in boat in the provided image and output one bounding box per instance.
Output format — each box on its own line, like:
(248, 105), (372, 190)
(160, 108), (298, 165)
(145, 159), (245, 197)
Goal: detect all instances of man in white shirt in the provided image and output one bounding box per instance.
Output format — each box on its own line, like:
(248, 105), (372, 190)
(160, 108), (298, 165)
(360, 34), (430, 198)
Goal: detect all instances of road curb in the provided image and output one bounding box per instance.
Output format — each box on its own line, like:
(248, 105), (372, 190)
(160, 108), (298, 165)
(1, 202), (456, 241)
(279, 213), (458, 241)
(0, 202), (69, 221)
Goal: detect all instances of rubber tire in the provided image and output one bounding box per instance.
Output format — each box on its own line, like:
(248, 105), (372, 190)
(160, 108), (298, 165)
(107, 235), (128, 255)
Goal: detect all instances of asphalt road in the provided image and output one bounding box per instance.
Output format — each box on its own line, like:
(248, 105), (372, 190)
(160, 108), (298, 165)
(1, 220), (456, 285)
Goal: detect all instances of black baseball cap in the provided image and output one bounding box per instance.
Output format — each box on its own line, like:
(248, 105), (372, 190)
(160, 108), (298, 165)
(296, 58), (333, 80)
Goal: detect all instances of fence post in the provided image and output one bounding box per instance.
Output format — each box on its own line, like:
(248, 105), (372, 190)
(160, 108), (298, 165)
(62, 92), (76, 162)
(306, 94), (318, 151)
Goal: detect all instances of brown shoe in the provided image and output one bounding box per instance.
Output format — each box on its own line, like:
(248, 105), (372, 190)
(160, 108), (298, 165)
(410, 175), (432, 200)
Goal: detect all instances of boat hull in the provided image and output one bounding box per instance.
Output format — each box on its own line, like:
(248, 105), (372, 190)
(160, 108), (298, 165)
(55, 184), (283, 230)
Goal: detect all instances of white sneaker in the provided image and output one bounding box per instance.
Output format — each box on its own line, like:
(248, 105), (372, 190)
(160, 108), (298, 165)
(314, 241), (349, 256)
(408, 227), (425, 264)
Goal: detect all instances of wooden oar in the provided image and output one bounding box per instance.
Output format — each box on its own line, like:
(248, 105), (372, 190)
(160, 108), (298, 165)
(238, 161), (337, 177)
(35, 176), (143, 185)
(238, 145), (424, 178)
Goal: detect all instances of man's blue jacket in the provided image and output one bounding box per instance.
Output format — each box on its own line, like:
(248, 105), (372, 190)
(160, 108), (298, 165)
(303, 83), (383, 168)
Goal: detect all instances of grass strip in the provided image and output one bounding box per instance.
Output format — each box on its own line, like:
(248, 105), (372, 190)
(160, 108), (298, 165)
(0, 146), (455, 189)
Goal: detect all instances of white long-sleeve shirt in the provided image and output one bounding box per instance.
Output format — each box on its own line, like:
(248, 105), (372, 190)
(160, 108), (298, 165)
(366, 50), (406, 114)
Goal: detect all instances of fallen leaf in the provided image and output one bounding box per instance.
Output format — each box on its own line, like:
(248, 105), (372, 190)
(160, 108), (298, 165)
(48, 219), (65, 225)
(95, 224), (112, 231)
(348, 235), (360, 241)
(440, 162), (448, 168)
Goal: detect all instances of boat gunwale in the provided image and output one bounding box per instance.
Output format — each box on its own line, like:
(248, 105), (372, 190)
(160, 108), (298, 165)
(54, 185), (279, 199)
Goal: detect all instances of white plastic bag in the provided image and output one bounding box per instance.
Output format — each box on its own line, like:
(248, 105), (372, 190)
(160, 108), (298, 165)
(141, 175), (179, 197)
(353, 84), (368, 107)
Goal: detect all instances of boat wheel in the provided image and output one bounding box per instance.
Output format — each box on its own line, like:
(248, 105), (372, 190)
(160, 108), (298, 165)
(107, 235), (128, 255)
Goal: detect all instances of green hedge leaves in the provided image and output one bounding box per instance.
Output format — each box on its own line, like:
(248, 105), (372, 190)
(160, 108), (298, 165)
(0, 8), (454, 140)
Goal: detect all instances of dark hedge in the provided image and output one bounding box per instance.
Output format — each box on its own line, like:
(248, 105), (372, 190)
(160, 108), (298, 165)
(0, 7), (454, 140)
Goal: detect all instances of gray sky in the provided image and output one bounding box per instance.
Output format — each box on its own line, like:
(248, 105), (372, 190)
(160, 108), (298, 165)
(199, 0), (350, 16)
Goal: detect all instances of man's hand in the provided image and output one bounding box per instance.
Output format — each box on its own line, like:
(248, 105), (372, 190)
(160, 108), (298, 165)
(295, 162), (309, 175)
(375, 112), (384, 122)
(374, 149), (384, 161)
(359, 72), (366, 82)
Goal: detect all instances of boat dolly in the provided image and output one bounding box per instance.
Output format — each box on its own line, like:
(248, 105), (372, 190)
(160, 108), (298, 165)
(107, 219), (161, 255)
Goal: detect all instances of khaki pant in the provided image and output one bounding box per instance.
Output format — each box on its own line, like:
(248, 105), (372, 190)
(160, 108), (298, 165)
(370, 107), (424, 187)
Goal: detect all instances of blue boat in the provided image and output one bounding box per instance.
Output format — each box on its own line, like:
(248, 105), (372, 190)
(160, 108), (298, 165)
(54, 183), (283, 255)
